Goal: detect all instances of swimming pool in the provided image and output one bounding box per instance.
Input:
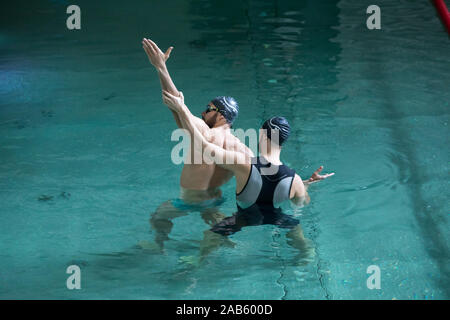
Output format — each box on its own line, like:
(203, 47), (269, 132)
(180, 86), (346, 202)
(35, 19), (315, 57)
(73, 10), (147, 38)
(0, 0), (448, 299)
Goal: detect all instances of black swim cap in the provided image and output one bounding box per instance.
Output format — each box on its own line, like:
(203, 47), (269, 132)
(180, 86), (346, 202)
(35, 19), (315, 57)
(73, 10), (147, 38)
(261, 117), (291, 146)
(210, 96), (239, 124)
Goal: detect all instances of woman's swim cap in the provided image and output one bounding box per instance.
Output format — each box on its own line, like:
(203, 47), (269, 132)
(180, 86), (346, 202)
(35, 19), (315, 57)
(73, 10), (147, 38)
(261, 116), (291, 146)
(210, 96), (239, 124)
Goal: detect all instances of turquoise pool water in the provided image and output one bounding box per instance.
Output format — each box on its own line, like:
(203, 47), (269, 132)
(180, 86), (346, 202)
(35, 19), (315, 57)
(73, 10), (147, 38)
(0, 0), (448, 299)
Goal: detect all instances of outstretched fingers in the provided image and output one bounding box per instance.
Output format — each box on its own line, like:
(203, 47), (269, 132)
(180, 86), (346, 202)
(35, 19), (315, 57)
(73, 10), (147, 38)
(314, 166), (324, 175)
(142, 40), (155, 56)
(147, 38), (162, 53)
(320, 172), (335, 179)
(310, 166), (335, 182)
(165, 46), (173, 60)
(142, 44), (152, 57)
(142, 38), (156, 54)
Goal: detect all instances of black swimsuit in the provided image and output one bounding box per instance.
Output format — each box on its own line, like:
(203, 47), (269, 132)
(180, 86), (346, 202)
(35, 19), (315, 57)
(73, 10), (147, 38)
(236, 156), (296, 209)
(211, 156), (299, 236)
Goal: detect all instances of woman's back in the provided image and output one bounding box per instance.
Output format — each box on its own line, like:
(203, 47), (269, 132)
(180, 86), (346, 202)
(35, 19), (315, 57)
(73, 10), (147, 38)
(236, 156), (296, 209)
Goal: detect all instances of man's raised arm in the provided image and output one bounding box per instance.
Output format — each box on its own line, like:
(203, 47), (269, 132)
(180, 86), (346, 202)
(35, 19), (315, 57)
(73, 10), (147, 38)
(142, 38), (182, 128)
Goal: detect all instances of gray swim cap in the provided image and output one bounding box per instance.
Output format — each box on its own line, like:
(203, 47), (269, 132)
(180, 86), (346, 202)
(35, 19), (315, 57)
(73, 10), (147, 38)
(210, 96), (239, 124)
(261, 117), (291, 145)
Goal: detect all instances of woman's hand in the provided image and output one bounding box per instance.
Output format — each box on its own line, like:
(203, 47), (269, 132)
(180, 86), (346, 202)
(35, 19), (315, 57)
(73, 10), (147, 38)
(162, 90), (184, 112)
(142, 38), (173, 70)
(305, 166), (335, 185)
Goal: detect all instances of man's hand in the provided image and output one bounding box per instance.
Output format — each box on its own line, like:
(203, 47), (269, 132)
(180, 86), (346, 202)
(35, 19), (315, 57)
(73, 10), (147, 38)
(162, 90), (184, 112)
(142, 38), (173, 70)
(305, 166), (335, 185)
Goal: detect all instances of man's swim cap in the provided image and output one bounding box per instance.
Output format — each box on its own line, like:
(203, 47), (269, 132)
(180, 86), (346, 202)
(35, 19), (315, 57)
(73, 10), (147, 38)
(261, 116), (291, 146)
(210, 96), (239, 124)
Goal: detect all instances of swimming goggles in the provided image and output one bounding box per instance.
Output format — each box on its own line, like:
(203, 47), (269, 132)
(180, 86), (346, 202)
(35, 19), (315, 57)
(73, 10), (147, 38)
(205, 104), (219, 113)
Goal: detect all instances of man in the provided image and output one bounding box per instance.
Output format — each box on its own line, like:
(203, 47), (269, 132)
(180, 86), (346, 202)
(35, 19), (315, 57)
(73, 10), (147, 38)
(141, 38), (253, 252)
(162, 90), (334, 265)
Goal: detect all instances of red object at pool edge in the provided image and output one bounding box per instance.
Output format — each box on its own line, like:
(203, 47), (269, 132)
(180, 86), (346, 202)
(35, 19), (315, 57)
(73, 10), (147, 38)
(433, 0), (450, 34)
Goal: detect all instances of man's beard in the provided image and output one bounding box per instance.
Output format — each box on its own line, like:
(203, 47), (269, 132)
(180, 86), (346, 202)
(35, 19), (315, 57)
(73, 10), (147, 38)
(202, 114), (216, 128)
